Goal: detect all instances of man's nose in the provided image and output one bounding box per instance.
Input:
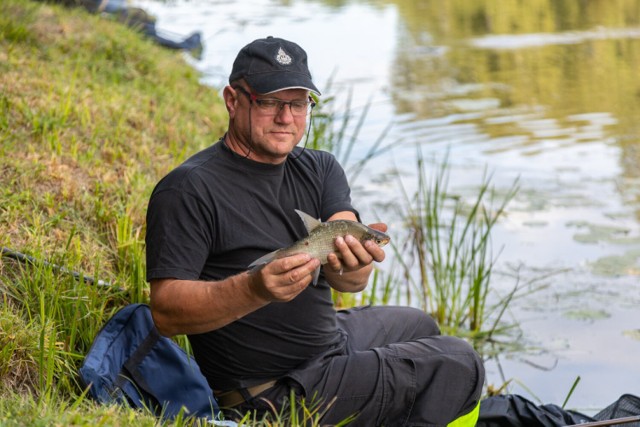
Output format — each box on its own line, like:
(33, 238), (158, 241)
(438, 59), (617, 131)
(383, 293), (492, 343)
(274, 102), (295, 122)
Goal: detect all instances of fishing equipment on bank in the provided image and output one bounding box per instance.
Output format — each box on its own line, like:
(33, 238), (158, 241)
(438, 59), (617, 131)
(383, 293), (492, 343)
(477, 393), (640, 427)
(78, 303), (228, 423)
(1, 246), (114, 287)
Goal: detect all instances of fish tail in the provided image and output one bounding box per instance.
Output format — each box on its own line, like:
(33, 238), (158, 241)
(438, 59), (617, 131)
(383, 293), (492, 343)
(248, 250), (279, 270)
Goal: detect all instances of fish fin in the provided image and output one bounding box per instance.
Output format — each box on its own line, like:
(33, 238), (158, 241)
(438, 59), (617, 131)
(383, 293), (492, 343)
(248, 250), (278, 270)
(311, 266), (321, 286)
(295, 209), (323, 234)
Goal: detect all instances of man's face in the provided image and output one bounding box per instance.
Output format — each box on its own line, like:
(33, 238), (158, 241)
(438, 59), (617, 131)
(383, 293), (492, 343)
(229, 84), (311, 164)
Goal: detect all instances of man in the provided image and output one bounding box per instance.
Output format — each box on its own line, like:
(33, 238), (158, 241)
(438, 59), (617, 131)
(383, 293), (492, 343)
(145, 36), (484, 426)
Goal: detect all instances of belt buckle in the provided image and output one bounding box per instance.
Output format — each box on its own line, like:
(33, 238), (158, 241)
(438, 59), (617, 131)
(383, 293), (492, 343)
(215, 379), (278, 408)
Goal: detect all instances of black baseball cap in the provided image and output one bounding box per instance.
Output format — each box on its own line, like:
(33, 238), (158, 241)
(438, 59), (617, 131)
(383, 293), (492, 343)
(229, 36), (321, 95)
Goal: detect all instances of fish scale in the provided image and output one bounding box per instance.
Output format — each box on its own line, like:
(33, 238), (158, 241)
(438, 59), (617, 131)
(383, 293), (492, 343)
(291, 220), (362, 263)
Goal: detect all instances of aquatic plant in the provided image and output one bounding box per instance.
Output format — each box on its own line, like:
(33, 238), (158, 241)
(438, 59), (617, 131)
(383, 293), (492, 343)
(307, 83), (393, 185)
(390, 151), (520, 342)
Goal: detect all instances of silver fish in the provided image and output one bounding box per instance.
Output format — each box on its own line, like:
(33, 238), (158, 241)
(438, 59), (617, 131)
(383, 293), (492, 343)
(249, 209), (390, 284)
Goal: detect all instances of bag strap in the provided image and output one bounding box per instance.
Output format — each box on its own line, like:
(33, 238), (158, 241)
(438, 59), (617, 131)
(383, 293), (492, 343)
(115, 326), (163, 409)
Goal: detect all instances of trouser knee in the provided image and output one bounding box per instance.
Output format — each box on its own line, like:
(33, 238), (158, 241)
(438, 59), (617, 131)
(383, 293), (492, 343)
(409, 336), (485, 424)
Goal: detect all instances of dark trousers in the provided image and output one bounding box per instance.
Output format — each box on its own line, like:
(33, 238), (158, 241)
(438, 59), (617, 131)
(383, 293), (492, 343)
(233, 306), (485, 427)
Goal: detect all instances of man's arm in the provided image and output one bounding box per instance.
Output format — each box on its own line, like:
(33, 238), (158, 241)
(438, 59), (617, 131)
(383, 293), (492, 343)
(150, 253), (321, 337)
(323, 211), (387, 293)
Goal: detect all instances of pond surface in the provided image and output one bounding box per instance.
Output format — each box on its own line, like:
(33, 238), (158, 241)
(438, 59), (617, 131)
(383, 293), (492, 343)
(136, 0), (640, 413)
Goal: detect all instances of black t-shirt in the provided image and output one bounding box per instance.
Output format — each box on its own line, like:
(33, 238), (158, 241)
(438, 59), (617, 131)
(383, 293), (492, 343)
(145, 139), (356, 390)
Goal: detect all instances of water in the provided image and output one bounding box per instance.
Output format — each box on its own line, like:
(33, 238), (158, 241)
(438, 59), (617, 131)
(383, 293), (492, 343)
(135, 0), (640, 412)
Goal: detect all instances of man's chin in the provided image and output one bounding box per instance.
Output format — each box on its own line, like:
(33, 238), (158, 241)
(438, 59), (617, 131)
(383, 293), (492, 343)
(268, 138), (298, 153)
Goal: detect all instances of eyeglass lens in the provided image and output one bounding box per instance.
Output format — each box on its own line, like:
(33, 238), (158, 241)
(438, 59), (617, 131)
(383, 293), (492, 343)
(233, 86), (315, 116)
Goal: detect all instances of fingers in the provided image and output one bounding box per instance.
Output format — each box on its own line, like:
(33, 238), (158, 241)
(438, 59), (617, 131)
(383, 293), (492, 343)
(272, 253), (313, 275)
(341, 235), (373, 266)
(368, 222), (388, 233)
(327, 234), (386, 273)
(255, 254), (320, 302)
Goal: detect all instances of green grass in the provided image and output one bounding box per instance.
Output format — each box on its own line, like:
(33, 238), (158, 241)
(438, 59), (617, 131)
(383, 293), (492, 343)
(0, 0), (226, 424)
(0, 0), (225, 259)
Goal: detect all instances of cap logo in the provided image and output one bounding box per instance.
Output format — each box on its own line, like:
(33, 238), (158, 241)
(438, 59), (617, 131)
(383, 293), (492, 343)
(275, 47), (292, 65)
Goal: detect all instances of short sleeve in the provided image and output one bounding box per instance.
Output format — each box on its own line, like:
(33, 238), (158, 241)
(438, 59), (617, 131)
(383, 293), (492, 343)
(145, 186), (213, 281)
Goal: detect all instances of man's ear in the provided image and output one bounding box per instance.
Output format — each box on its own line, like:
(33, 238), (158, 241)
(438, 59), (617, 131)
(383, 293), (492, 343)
(223, 86), (238, 118)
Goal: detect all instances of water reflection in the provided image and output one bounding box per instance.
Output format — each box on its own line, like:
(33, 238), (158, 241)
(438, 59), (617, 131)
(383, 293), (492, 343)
(136, 0), (640, 411)
(390, 0), (640, 169)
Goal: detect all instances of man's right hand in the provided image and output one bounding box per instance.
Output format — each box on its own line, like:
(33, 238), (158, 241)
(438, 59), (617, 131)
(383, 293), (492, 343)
(248, 253), (320, 302)
(150, 254), (320, 337)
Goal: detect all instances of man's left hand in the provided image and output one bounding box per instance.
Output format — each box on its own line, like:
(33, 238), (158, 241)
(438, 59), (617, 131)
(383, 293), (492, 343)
(324, 223), (387, 292)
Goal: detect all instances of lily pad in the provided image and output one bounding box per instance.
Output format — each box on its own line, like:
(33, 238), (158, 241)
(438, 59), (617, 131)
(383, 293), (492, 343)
(563, 309), (610, 321)
(623, 329), (640, 341)
(589, 249), (640, 277)
(569, 221), (633, 245)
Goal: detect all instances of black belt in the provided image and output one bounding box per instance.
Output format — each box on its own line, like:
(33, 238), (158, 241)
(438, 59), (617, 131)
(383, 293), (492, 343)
(215, 380), (278, 408)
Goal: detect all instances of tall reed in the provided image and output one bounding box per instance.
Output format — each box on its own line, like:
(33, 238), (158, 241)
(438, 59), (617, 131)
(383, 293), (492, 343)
(308, 84), (393, 185)
(390, 151), (519, 341)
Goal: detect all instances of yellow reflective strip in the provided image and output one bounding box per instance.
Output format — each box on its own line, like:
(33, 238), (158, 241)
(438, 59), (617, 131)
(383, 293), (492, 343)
(447, 400), (481, 427)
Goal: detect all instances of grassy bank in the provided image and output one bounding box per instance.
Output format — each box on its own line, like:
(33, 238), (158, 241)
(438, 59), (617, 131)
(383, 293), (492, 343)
(1, 0), (225, 424)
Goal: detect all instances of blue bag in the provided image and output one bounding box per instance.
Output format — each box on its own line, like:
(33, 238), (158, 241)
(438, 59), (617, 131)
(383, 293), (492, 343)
(79, 303), (219, 420)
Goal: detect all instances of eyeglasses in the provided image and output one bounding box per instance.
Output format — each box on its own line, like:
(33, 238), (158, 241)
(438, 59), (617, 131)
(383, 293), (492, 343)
(233, 86), (316, 116)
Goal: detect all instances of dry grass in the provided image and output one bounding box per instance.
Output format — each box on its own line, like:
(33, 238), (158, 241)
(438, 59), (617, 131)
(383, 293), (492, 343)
(0, 0), (226, 276)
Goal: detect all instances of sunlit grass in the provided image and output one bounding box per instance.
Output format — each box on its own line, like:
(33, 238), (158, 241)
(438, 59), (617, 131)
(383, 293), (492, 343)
(0, 0), (225, 424)
(0, 0), (224, 257)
